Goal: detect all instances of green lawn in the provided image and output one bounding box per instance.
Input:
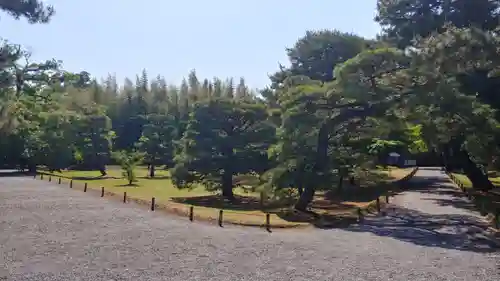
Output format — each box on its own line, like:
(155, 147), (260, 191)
(40, 166), (415, 227)
(450, 172), (500, 229)
(451, 172), (500, 190)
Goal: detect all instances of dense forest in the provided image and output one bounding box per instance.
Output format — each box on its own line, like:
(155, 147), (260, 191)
(1, 0), (500, 211)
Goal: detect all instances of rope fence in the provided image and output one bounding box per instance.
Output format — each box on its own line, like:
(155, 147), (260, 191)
(32, 167), (419, 231)
(445, 170), (500, 230)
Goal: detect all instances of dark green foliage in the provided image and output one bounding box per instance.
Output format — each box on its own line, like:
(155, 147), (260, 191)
(0, 0), (55, 24)
(376, 0), (500, 48)
(270, 29), (373, 88)
(112, 150), (145, 185)
(136, 113), (177, 177)
(171, 98), (275, 199)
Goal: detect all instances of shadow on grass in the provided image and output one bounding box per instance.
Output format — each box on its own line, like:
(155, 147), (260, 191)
(70, 175), (120, 180)
(137, 175), (171, 180)
(116, 183), (140, 187)
(171, 194), (280, 211)
(272, 208), (359, 228)
(345, 206), (499, 253)
(170, 168), (418, 226)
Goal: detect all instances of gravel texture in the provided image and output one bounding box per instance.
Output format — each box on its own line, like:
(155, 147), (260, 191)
(1, 168), (499, 281)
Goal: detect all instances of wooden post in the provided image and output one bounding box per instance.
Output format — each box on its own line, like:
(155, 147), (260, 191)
(84, 183), (87, 192)
(123, 192), (127, 203)
(40, 174), (43, 180)
(101, 187), (104, 197)
(49, 175), (52, 182)
(218, 210), (223, 227)
(385, 194), (389, 204)
(189, 206), (194, 221)
(266, 213), (271, 232)
(376, 197), (381, 212)
(495, 210), (499, 229)
(70, 180), (73, 188)
(58, 177), (61, 184)
(357, 208), (363, 222)
(260, 192), (265, 208)
(151, 197), (155, 211)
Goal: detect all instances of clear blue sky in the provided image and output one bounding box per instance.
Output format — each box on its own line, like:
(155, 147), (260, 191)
(3, 0), (380, 89)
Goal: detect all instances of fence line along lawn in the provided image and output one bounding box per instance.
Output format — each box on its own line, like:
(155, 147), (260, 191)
(450, 171), (500, 228)
(40, 166), (415, 228)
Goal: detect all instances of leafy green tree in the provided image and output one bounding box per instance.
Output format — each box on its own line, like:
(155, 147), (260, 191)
(171, 98), (274, 199)
(270, 29), (373, 88)
(112, 150), (145, 185)
(136, 114), (177, 177)
(376, 0), (500, 48)
(76, 110), (114, 175)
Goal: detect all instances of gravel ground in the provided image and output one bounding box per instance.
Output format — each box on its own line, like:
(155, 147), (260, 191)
(0, 168), (499, 281)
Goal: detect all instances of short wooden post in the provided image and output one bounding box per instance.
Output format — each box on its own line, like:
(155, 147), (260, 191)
(123, 192), (127, 203)
(58, 177), (61, 184)
(70, 180), (73, 188)
(385, 194), (389, 204)
(101, 186), (104, 197)
(265, 213), (271, 232)
(376, 197), (381, 212)
(40, 174), (44, 180)
(218, 210), (223, 227)
(49, 175), (52, 182)
(151, 197), (155, 211)
(495, 210), (499, 229)
(84, 183), (87, 192)
(189, 206), (194, 221)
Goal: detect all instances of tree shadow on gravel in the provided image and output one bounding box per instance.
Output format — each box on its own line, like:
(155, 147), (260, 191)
(345, 206), (499, 253)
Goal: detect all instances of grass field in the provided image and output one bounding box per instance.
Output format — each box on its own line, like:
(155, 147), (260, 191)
(450, 172), (500, 229)
(40, 166), (415, 228)
(451, 172), (500, 191)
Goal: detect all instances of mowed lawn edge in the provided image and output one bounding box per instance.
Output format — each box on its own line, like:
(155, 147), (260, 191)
(36, 166), (416, 228)
(450, 172), (500, 230)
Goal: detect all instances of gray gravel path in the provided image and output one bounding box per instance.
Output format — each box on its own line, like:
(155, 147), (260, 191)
(1, 169), (499, 281)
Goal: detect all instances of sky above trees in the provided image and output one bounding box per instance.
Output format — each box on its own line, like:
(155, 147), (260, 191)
(2, 0), (380, 89)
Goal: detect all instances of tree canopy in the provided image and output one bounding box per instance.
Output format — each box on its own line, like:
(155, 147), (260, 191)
(2, 0), (500, 210)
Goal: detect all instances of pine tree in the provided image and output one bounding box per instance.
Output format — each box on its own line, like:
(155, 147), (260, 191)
(187, 69), (200, 100)
(225, 78), (234, 99)
(0, 0), (55, 24)
(171, 98), (275, 199)
(235, 77), (248, 100)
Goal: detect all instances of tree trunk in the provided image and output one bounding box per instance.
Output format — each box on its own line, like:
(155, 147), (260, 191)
(297, 186), (303, 195)
(28, 164), (36, 174)
(296, 170), (304, 195)
(349, 176), (356, 186)
(221, 171), (234, 200)
(295, 123), (329, 211)
(295, 185), (315, 211)
(149, 164), (155, 178)
(447, 137), (495, 191)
